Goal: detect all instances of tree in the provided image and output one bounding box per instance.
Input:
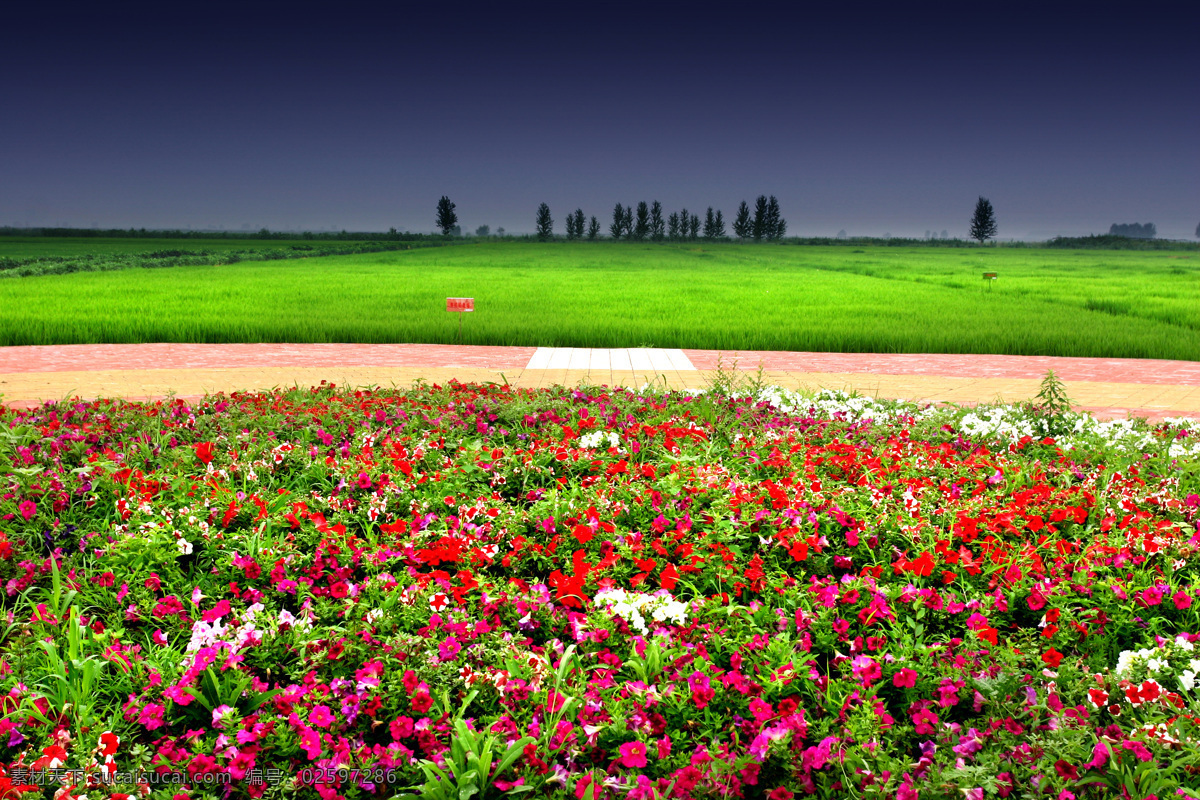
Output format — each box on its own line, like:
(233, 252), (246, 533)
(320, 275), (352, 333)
(752, 196), (769, 241)
(1196, 220), (1200, 239)
(535, 203), (553, 240)
(667, 213), (680, 240)
(650, 201), (665, 241)
(633, 202), (650, 241)
(1109, 222), (1156, 239)
(572, 209), (585, 241)
(475, 225), (489, 237)
(969, 197), (998, 244)
(679, 209), (690, 241)
(713, 210), (726, 239)
(587, 216), (600, 240)
(610, 203), (625, 239)
(435, 196), (457, 236)
(622, 205), (634, 238)
(732, 201), (751, 240)
(703, 208), (716, 239)
(688, 213), (700, 240)
(764, 196), (785, 240)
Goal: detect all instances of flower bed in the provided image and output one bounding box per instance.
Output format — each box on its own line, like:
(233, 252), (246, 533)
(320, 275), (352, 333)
(1, 382), (1200, 799)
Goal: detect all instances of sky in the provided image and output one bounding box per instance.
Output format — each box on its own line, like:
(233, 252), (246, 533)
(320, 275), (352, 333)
(2, 2), (1196, 239)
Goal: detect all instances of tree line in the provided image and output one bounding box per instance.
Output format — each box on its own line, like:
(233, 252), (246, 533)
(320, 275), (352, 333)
(1108, 222), (1157, 239)
(437, 195), (787, 241)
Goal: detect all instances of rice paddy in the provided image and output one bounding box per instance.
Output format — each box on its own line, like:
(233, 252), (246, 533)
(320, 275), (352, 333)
(1, 240), (1199, 359)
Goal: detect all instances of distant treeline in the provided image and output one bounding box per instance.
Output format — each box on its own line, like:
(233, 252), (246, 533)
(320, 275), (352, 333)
(1108, 223), (1156, 239)
(0, 241), (434, 278)
(1044, 234), (1197, 250)
(0, 226), (440, 241)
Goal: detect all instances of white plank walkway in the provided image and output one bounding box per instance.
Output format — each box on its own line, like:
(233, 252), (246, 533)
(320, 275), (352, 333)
(526, 348), (696, 371)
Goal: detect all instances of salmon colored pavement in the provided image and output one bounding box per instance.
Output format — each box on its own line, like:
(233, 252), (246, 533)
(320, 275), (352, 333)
(0, 343), (1197, 421)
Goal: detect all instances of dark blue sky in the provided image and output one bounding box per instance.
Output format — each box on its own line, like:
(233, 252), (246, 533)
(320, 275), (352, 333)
(3, 2), (1196, 239)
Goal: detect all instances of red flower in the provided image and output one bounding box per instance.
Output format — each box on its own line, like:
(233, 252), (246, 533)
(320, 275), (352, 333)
(194, 442), (215, 464)
(1041, 648), (1063, 668)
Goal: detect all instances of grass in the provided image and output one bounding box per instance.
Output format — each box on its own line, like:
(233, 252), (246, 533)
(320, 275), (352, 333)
(1, 241), (1199, 359)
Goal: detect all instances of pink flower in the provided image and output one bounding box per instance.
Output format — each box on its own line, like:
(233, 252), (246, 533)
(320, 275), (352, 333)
(893, 668), (918, 688)
(390, 716), (414, 740)
(1086, 741), (1110, 769)
(852, 656), (881, 686)
(438, 636), (462, 662)
(1173, 591), (1193, 610)
(1140, 585), (1164, 606)
(137, 703), (166, 730)
(619, 740), (649, 768)
(18, 500), (36, 520)
(211, 704), (234, 729)
(1121, 740), (1152, 762)
(308, 705), (335, 728)
(912, 708), (939, 735)
(298, 725), (322, 759)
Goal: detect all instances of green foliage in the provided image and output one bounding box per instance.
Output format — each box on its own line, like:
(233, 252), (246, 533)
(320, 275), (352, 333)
(401, 690), (535, 800)
(1034, 369), (1073, 424)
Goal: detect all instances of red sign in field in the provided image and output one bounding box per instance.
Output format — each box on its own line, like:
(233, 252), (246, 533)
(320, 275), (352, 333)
(446, 297), (475, 312)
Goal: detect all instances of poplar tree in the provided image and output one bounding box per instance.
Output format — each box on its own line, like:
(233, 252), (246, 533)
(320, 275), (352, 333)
(713, 209), (726, 239)
(765, 196), (785, 240)
(667, 213), (680, 240)
(752, 196), (769, 241)
(435, 196), (457, 236)
(572, 209), (585, 240)
(587, 216), (600, 240)
(634, 202), (650, 241)
(610, 203), (625, 239)
(703, 207), (716, 239)
(535, 203), (553, 240)
(688, 213), (700, 240)
(650, 201), (665, 241)
(733, 202), (751, 239)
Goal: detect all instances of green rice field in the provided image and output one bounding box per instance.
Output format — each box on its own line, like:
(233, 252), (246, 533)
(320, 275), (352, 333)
(1, 239), (1199, 358)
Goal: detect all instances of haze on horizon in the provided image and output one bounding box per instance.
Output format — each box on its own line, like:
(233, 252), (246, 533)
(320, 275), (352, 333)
(2, 2), (1196, 240)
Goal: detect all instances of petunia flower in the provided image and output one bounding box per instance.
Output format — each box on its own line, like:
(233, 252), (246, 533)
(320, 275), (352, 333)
(618, 740), (649, 769)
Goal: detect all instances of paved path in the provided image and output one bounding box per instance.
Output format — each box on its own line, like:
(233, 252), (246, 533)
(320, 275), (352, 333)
(0, 343), (1198, 421)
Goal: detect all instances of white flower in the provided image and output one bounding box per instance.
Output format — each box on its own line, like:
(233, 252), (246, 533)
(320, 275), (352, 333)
(176, 538), (193, 555)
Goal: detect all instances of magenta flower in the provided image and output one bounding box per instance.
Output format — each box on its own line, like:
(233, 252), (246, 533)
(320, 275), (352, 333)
(851, 656), (881, 686)
(893, 668), (918, 688)
(137, 703), (166, 730)
(618, 740), (649, 768)
(17, 500), (36, 520)
(438, 636), (462, 662)
(912, 708), (939, 735)
(308, 704), (335, 728)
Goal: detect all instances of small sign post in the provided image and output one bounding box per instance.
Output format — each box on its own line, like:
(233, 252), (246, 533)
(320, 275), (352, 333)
(446, 297), (474, 342)
(982, 272), (997, 292)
